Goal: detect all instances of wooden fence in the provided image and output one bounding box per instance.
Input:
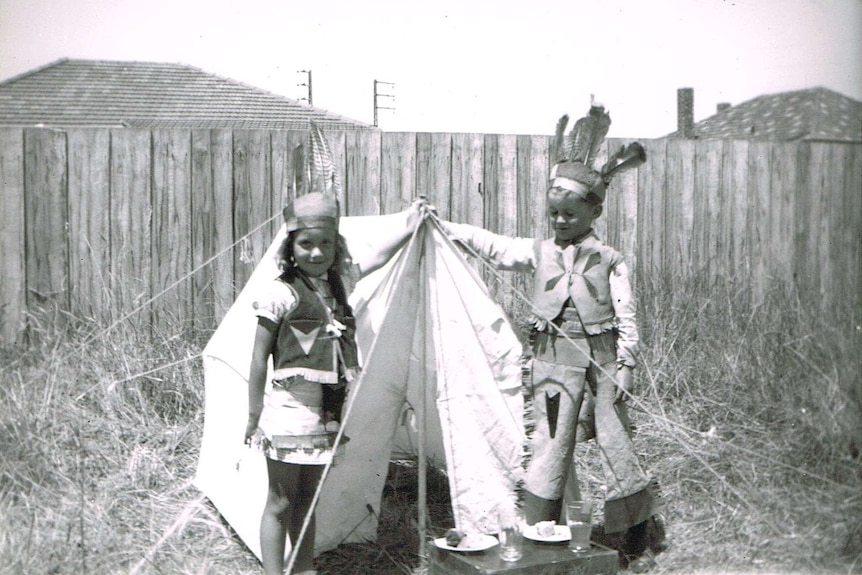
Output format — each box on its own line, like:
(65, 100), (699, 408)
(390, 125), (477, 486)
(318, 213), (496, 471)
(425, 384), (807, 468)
(1, 127), (859, 344)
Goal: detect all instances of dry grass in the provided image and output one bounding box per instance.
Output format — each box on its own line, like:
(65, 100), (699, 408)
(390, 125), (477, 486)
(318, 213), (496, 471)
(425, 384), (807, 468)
(0, 275), (860, 574)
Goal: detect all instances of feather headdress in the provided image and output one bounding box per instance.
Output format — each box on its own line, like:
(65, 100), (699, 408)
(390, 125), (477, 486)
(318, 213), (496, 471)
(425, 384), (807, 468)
(600, 142), (646, 186)
(308, 121), (343, 201)
(549, 99), (646, 204)
(283, 122), (344, 232)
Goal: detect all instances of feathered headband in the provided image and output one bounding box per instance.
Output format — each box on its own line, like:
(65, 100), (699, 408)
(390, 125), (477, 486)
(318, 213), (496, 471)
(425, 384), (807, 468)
(550, 101), (646, 204)
(284, 122), (344, 232)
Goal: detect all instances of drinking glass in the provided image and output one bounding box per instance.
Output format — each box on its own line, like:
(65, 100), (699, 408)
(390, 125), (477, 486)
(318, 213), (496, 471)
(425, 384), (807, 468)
(565, 500), (593, 553)
(498, 508), (524, 562)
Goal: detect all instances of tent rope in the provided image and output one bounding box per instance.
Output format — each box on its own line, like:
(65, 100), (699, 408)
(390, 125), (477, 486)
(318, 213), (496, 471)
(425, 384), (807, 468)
(74, 351), (204, 402)
(61, 212), (282, 401)
(423, 212), (852, 493)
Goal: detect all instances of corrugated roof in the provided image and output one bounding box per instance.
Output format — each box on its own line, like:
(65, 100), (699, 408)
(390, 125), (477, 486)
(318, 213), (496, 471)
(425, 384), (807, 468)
(668, 87), (862, 142)
(0, 58), (376, 130)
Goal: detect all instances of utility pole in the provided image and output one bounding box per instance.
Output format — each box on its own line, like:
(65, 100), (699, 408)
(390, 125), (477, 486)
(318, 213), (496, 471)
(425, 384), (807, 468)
(373, 80), (395, 127)
(297, 70), (312, 105)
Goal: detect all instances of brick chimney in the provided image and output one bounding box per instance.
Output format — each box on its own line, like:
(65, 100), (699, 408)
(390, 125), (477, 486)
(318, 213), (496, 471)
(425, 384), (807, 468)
(677, 87), (694, 138)
(716, 102), (731, 112)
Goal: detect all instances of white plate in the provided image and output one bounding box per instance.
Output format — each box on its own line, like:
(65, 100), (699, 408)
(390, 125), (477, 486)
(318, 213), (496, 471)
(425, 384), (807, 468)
(433, 534), (498, 552)
(523, 524), (571, 542)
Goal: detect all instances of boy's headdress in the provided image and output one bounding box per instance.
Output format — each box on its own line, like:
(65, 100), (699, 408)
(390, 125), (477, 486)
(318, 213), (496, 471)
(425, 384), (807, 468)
(550, 98), (646, 204)
(283, 122), (343, 232)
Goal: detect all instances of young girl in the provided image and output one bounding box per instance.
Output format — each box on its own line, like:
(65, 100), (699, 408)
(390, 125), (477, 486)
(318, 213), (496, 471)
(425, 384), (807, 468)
(244, 192), (425, 575)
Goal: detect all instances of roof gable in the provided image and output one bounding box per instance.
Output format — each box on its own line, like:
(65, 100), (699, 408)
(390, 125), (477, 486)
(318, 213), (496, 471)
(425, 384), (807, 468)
(0, 58), (376, 130)
(670, 87), (862, 142)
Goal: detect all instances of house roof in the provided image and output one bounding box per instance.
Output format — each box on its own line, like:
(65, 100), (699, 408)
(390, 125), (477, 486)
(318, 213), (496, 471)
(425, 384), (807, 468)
(669, 87), (862, 142)
(0, 58), (376, 130)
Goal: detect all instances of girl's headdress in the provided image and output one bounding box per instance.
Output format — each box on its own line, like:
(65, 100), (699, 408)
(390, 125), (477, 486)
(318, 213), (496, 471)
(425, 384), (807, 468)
(283, 122), (344, 232)
(550, 98), (646, 204)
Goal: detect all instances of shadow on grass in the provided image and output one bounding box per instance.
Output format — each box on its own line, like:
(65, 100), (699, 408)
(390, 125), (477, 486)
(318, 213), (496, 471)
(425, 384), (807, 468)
(315, 460), (454, 575)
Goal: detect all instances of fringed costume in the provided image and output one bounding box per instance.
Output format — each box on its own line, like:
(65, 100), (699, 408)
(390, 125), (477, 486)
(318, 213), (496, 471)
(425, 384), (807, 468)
(444, 101), (664, 571)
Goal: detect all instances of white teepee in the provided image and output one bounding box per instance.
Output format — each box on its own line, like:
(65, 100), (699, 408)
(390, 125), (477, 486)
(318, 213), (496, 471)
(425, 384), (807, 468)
(194, 212), (526, 561)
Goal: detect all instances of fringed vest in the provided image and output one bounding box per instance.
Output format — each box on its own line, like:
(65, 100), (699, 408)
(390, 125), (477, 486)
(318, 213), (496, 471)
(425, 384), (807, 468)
(271, 275), (359, 384)
(531, 235), (617, 334)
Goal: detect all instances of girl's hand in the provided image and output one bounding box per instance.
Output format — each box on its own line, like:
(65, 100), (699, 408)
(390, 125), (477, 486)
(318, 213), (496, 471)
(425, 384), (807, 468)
(406, 197), (429, 229)
(244, 418), (259, 446)
(615, 365), (633, 403)
(407, 197), (438, 226)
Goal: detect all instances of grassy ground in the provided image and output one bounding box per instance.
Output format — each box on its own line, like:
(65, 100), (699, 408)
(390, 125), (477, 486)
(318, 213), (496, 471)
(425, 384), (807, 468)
(0, 277), (859, 574)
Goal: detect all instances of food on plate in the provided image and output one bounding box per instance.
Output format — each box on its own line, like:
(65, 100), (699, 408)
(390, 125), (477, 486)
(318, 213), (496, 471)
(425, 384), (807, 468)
(442, 529), (489, 549)
(457, 533), (489, 549)
(444, 528), (464, 547)
(535, 520), (558, 538)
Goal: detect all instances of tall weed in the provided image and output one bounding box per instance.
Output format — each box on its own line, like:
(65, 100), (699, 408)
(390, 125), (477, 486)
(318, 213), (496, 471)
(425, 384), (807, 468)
(1, 273), (860, 574)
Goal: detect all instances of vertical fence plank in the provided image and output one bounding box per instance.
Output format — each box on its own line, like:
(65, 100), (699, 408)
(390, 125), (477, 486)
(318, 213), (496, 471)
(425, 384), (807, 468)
(833, 143), (860, 320)
(820, 142), (842, 307)
(24, 128), (69, 316)
(380, 132), (417, 214)
(449, 133), (484, 227)
(233, 130), (271, 292)
(191, 130), (234, 329)
(191, 129), (216, 333)
(110, 129), (152, 324)
(799, 142), (831, 304)
(792, 143), (813, 299)
(524, 135), (550, 240)
(728, 140), (751, 292)
(637, 139), (667, 283)
(0, 128), (26, 342)
(483, 134), (519, 314)
(716, 139), (733, 281)
(417, 132), (452, 216)
(151, 129), (192, 336)
(664, 139), (695, 282)
(327, 130), (348, 213)
(769, 142), (799, 287)
(811, 143), (840, 308)
(345, 131), (381, 216)
(747, 141), (772, 303)
(693, 139), (723, 282)
(68, 129), (111, 321)
(271, 130), (307, 226)
(510, 135), (549, 322)
(603, 138), (641, 286)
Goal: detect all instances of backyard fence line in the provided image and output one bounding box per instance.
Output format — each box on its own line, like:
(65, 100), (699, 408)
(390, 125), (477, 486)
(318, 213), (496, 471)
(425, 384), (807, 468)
(0, 127), (859, 344)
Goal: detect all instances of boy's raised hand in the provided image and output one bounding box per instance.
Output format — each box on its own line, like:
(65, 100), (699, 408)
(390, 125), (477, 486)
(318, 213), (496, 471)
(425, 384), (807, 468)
(408, 196), (436, 227)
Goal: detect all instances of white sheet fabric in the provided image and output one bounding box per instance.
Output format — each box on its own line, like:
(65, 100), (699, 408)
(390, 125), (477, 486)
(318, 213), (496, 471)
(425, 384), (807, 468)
(194, 213), (525, 560)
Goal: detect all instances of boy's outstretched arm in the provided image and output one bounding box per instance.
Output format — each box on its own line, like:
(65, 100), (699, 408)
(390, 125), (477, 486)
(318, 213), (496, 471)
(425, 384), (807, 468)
(439, 220), (536, 272)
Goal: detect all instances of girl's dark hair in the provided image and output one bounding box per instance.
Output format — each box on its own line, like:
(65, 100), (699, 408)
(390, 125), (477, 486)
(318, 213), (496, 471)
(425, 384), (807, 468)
(277, 231), (354, 313)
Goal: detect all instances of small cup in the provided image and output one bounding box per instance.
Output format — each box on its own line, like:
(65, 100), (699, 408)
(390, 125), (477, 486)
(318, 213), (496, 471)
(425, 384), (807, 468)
(565, 500), (593, 553)
(498, 508), (524, 562)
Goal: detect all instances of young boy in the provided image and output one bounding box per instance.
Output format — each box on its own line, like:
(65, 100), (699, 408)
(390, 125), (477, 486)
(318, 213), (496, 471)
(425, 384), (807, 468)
(442, 104), (661, 571)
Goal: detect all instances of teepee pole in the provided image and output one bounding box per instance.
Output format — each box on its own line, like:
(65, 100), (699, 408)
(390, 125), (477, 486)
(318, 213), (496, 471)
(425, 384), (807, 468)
(414, 224), (429, 574)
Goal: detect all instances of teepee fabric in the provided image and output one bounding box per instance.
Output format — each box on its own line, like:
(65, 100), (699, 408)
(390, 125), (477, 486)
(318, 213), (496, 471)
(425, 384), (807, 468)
(194, 212), (525, 559)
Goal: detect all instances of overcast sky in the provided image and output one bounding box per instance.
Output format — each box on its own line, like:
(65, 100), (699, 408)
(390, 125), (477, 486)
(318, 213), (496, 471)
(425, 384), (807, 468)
(1, 0), (859, 137)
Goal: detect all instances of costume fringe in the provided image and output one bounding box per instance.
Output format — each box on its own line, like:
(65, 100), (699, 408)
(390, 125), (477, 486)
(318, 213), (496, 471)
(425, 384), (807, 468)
(516, 350), (535, 509)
